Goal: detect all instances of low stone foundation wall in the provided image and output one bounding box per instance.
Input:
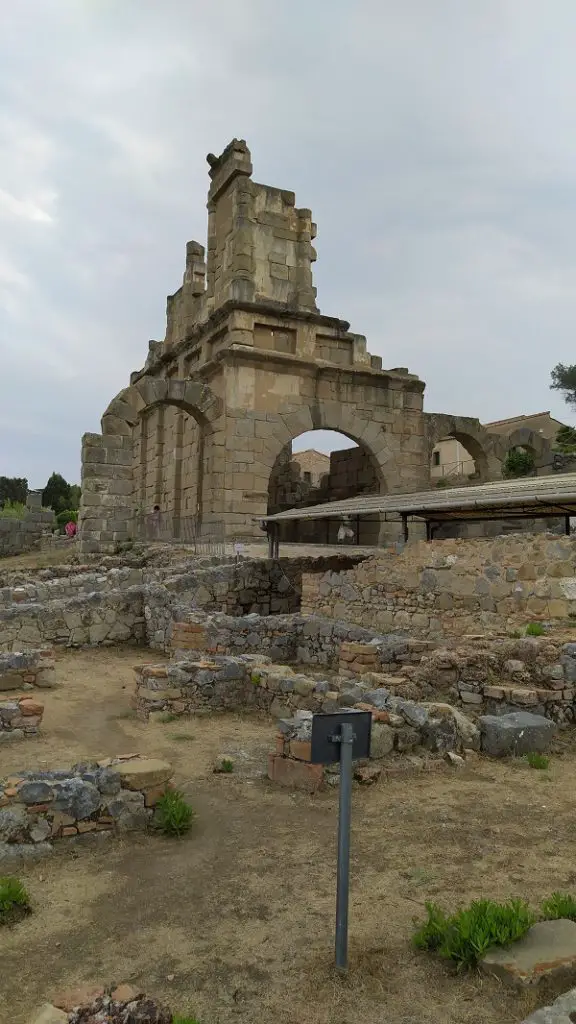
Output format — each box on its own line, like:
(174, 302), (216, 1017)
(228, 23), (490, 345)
(0, 697), (43, 739)
(0, 590), (145, 651)
(166, 611), (417, 669)
(0, 649), (55, 690)
(133, 651), (478, 754)
(0, 754), (174, 862)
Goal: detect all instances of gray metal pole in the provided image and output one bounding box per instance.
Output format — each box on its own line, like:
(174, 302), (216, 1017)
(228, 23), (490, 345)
(335, 721), (354, 972)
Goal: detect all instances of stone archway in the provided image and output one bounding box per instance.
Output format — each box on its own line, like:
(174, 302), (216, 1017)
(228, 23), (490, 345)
(78, 379), (221, 554)
(425, 413), (503, 483)
(498, 426), (553, 474)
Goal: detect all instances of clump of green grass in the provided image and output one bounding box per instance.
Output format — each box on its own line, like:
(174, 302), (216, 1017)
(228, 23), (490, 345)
(413, 898), (535, 970)
(525, 622), (545, 637)
(173, 1016), (200, 1024)
(525, 751), (549, 770)
(0, 877), (31, 926)
(157, 712), (178, 724)
(541, 892), (576, 921)
(219, 758), (234, 774)
(153, 790), (195, 837)
(169, 733), (195, 742)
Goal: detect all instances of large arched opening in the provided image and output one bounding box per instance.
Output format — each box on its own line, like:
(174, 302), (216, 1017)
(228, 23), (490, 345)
(267, 429), (385, 545)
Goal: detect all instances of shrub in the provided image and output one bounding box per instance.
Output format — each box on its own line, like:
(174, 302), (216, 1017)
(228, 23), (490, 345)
(503, 448), (535, 479)
(525, 752), (549, 770)
(153, 790), (195, 837)
(541, 892), (576, 922)
(0, 877), (31, 925)
(55, 509), (78, 530)
(220, 758), (234, 773)
(0, 501), (26, 520)
(172, 1017), (200, 1024)
(413, 898), (535, 970)
(526, 622), (545, 637)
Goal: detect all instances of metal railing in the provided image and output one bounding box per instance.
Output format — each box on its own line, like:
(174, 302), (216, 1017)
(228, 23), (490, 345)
(134, 513), (226, 555)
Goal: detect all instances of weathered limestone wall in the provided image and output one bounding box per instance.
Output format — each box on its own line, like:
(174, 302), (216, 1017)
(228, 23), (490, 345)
(301, 534), (576, 637)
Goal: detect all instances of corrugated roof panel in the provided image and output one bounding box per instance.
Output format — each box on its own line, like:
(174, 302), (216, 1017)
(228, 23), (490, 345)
(262, 473), (576, 522)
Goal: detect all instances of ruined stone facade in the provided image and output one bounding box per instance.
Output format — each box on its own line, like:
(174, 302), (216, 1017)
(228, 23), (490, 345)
(79, 139), (549, 554)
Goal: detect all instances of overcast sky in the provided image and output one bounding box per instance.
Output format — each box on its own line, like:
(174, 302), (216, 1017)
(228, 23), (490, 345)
(1, 0), (576, 486)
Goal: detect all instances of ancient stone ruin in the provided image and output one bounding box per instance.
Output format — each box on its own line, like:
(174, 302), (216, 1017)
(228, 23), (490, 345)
(78, 139), (548, 555)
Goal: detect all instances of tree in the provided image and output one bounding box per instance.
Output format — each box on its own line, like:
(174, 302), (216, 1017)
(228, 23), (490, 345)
(42, 472), (72, 514)
(502, 448), (535, 479)
(555, 425), (576, 452)
(551, 363), (576, 409)
(0, 477), (27, 508)
(69, 484), (81, 511)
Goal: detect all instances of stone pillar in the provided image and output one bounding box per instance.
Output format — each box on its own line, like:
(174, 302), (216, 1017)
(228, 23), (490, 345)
(78, 432), (135, 554)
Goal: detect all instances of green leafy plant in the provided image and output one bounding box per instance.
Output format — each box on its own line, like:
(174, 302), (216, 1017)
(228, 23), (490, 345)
(172, 1016), (201, 1024)
(525, 752), (549, 770)
(502, 448), (535, 479)
(526, 622), (545, 637)
(435, 478), (449, 489)
(153, 789), (195, 837)
(413, 898), (535, 970)
(220, 758), (234, 773)
(0, 877), (31, 925)
(541, 892), (576, 921)
(413, 901), (449, 952)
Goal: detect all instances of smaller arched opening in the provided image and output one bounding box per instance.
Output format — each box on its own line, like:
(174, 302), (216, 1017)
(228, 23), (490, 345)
(430, 432), (486, 488)
(267, 429), (385, 545)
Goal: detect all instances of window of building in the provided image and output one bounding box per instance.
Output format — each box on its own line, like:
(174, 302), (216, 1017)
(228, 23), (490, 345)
(433, 451), (441, 466)
(303, 471), (312, 483)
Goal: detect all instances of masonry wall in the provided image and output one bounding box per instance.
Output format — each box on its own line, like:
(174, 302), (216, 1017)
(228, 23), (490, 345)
(301, 533), (576, 637)
(0, 553), (365, 652)
(0, 502), (54, 558)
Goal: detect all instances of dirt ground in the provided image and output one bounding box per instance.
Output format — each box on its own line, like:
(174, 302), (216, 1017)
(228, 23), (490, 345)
(0, 648), (575, 1024)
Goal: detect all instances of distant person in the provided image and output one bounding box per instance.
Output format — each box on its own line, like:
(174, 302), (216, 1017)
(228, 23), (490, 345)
(150, 504), (161, 541)
(337, 518), (354, 544)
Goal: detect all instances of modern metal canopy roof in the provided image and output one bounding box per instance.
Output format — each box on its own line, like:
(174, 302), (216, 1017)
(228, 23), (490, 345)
(262, 473), (576, 524)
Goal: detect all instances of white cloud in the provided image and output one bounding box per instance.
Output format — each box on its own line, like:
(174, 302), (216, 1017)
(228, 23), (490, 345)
(1, 0), (576, 483)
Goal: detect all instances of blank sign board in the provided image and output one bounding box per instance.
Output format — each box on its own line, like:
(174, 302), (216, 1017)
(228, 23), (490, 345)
(310, 711), (372, 765)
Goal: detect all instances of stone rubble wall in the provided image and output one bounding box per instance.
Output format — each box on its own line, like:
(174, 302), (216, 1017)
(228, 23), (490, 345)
(302, 533), (576, 637)
(144, 554), (365, 649)
(164, 611), (417, 669)
(0, 696), (43, 739)
(0, 590), (145, 651)
(160, 614), (576, 724)
(337, 636), (576, 724)
(0, 648), (55, 689)
(0, 754), (174, 863)
(132, 652), (480, 756)
(0, 554), (364, 652)
(0, 502), (54, 558)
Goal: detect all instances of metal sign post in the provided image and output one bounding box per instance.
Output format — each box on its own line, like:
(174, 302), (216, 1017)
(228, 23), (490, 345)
(310, 710), (372, 973)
